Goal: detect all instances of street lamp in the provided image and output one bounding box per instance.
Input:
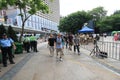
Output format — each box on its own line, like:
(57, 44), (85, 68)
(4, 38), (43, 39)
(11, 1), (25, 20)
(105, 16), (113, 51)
(92, 14), (96, 33)
(84, 23), (88, 26)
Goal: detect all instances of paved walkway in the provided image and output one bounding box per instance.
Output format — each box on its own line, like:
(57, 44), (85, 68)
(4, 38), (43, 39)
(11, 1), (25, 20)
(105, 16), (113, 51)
(0, 41), (120, 80)
(80, 47), (120, 74)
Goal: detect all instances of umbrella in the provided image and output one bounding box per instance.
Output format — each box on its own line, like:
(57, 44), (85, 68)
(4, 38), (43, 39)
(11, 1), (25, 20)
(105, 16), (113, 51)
(111, 31), (120, 35)
(112, 31), (117, 34)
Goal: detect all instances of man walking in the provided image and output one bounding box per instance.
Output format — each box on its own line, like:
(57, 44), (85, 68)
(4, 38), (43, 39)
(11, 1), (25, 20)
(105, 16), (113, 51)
(48, 34), (55, 57)
(55, 33), (64, 61)
(64, 34), (68, 49)
(73, 35), (80, 55)
(68, 33), (73, 51)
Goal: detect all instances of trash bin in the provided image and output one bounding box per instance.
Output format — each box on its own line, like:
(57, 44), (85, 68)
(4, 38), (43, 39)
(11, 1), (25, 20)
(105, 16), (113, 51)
(15, 42), (23, 54)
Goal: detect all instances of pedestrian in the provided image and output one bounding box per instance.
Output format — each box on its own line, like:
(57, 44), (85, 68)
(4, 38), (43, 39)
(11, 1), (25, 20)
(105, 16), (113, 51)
(48, 34), (55, 57)
(55, 33), (64, 61)
(33, 34), (38, 52)
(23, 35), (30, 53)
(68, 33), (73, 51)
(73, 35), (80, 55)
(64, 34), (68, 49)
(61, 35), (65, 49)
(0, 33), (16, 67)
(114, 33), (118, 41)
(30, 34), (38, 52)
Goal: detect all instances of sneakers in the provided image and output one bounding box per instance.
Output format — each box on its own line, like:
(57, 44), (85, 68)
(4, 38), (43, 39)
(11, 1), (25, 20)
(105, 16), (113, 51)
(10, 62), (15, 64)
(3, 64), (7, 67)
(59, 58), (63, 61)
(78, 52), (80, 55)
(56, 56), (63, 61)
(50, 55), (53, 57)
(3, 62), (15, 67)
(35, 50), (39, 52)
(59, 57), (63, 61)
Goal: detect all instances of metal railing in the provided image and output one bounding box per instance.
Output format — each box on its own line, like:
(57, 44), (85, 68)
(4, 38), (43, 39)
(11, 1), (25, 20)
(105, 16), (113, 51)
(80, 41), (120, 60)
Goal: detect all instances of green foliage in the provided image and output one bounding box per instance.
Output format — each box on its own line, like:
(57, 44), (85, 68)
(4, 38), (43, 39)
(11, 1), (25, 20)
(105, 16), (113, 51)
(7, 26), (18, 42)
(58, 7), (108, 34)
(97, 14), (120, 32)
(0, 24), (7, 39)
(88, 7), (107, 33)
(59, 11), (91, 34)
(59, 6), (120, 33)
(88, 6), (107, 21)
(0, 0), (51, 42)
(0, 25), (18, 41)
(113, 10), (120, 15)
(0, 0), (8, 9)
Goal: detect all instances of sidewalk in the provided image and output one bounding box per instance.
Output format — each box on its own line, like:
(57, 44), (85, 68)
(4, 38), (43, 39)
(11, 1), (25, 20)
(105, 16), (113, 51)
(80, 47), (120, 74)
(0, 41), (47, 77)
(0, 51), (28, 77)
(0, 42), (120, 80)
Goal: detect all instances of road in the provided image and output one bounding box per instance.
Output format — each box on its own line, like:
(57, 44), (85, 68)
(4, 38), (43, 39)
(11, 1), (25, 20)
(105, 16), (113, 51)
(10, 44), (120, 80)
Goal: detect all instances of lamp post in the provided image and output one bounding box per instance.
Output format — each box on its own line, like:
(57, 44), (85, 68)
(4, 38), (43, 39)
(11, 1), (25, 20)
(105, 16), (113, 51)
(92, 14), (96, 33)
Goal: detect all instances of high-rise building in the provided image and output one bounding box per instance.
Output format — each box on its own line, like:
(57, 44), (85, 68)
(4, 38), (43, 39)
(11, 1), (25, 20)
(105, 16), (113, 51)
(0, 0), (60, 33)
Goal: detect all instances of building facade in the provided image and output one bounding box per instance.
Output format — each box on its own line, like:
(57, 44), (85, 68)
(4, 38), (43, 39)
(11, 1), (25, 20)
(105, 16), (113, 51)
(0, 0), (60, 33)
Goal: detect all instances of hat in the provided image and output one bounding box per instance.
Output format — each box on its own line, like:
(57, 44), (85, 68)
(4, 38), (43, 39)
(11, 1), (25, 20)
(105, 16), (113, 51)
(2, 33), (7, 36)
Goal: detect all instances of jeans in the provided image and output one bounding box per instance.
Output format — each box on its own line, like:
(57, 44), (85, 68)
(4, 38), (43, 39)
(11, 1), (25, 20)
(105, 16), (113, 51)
(74, 45), (80, 53)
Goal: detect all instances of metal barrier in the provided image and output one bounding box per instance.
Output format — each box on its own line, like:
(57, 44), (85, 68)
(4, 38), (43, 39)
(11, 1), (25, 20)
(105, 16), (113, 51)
(80, 41), (120, 60)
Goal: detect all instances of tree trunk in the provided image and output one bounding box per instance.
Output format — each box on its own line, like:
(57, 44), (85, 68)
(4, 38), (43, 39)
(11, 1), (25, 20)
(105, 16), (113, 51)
(19, 23), (25, 42)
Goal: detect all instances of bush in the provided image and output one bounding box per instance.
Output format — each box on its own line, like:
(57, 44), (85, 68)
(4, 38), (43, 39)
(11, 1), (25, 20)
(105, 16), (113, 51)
(0, 24), (18, 42)
(7, 25), (18, 42)
(0, 24), (7, 39)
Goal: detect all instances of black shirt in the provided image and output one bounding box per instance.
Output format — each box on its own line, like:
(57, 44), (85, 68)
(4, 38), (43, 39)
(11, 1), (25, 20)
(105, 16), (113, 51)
(68, 35), (73, 42)
(48, 38), (55, 46)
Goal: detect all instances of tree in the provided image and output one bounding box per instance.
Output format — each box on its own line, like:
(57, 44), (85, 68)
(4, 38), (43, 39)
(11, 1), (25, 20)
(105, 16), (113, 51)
(0, 24), (7, 39)
(113, 10), (120, 15)
(88, 7), (107, 21)
(97, 18), (111, 33)
(7, 26), (18, 42)
(0, 0), (52, 42)
(108, 14), (120, 31)
(88, 7), (107, 33)
(58, 11), (91, 34)
(97, 14), (120, 32)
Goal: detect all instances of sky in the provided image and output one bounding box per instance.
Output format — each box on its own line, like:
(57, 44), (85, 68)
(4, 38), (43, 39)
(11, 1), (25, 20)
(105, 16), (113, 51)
(60, 0), (120, 16)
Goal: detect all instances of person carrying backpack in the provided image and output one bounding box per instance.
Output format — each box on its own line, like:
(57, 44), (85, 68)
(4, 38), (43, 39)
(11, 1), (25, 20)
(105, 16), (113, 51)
(55, 33), (64, 61)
